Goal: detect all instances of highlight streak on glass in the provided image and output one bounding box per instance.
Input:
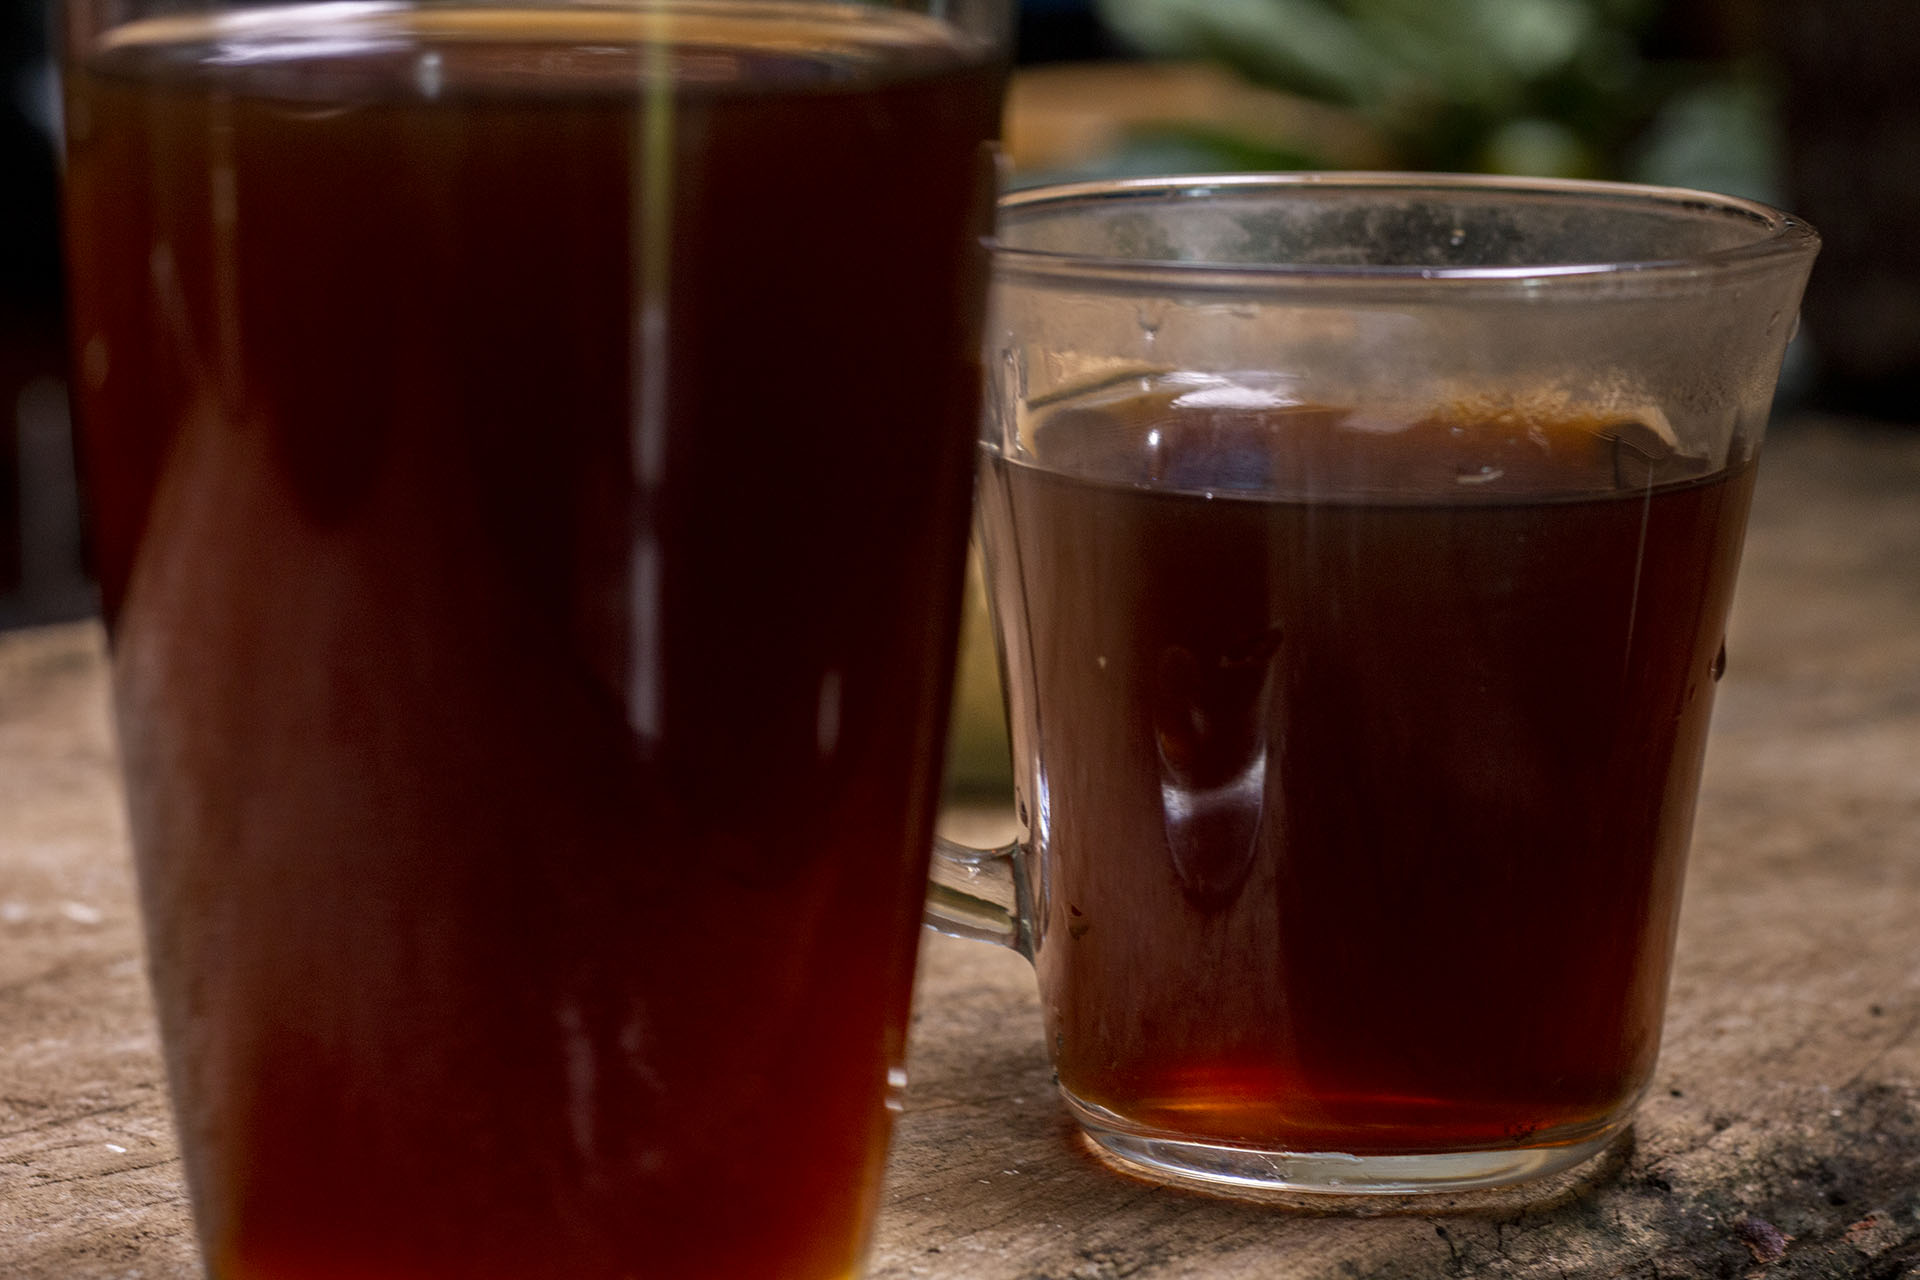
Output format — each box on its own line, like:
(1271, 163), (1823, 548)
(208, 93), (244, 415)
(629, 11), (674, 745)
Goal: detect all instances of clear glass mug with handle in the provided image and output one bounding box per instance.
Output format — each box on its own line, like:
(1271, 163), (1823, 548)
(60, 0), (1008, 1275)
(930, 173), (1817, 1197)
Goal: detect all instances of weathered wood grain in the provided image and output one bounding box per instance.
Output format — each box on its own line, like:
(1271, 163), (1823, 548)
(0, 623), (196, 1277)
(1, 418), (1916, 1278)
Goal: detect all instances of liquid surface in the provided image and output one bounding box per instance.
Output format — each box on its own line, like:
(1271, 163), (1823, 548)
(980, 381), (1753, 1156)
(65, 7), (1001, 1276)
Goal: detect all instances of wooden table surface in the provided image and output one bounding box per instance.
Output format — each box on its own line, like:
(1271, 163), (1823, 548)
(3, 417), (1917, 1278)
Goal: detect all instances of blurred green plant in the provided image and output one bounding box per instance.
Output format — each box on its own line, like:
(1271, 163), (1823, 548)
(1092, 0), (1779, 197)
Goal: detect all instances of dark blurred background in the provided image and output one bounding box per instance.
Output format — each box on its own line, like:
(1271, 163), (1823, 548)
(3, 0), (1916, 633)
(1, 1), (87, 631)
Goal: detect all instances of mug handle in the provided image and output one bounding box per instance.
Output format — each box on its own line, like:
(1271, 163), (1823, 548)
(925, 836), (1036, 961)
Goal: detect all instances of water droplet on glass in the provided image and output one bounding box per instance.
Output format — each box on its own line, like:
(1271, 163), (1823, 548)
(415, 50), (445, 99)
(1135, 304), (1162, 345)
(1712, 640), (1728, 682)
(884, 1065), (909, 1113)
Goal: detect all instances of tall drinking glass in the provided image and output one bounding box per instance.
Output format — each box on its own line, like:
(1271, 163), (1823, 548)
(59, 1), (1007, 1274)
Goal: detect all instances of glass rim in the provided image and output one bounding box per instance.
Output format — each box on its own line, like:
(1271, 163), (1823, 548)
(992, 172), (1820, 293)
(89, 0), (996, 54)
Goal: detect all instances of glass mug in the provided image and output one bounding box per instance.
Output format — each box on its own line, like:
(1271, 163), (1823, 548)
(929, 174), (1818, 1196)
(60, 0), (1006, 1275)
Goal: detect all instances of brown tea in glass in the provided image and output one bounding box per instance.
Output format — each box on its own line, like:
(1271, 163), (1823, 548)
(926, 174), (1817, 1196)
(981, 385), (1752, 1160)
(61, 3), (1004, 1273)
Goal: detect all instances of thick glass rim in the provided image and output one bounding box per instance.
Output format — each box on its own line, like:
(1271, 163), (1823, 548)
(89, 0), (996, 56)
(993, 172), (1820, 294)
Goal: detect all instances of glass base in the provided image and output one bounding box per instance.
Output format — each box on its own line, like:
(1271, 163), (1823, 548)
(1063, 1089), (1628, 1198)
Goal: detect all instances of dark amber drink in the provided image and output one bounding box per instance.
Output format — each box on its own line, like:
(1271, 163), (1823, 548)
(980, 383), (1754, 1162)
(63, 5), (1000, 1275)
